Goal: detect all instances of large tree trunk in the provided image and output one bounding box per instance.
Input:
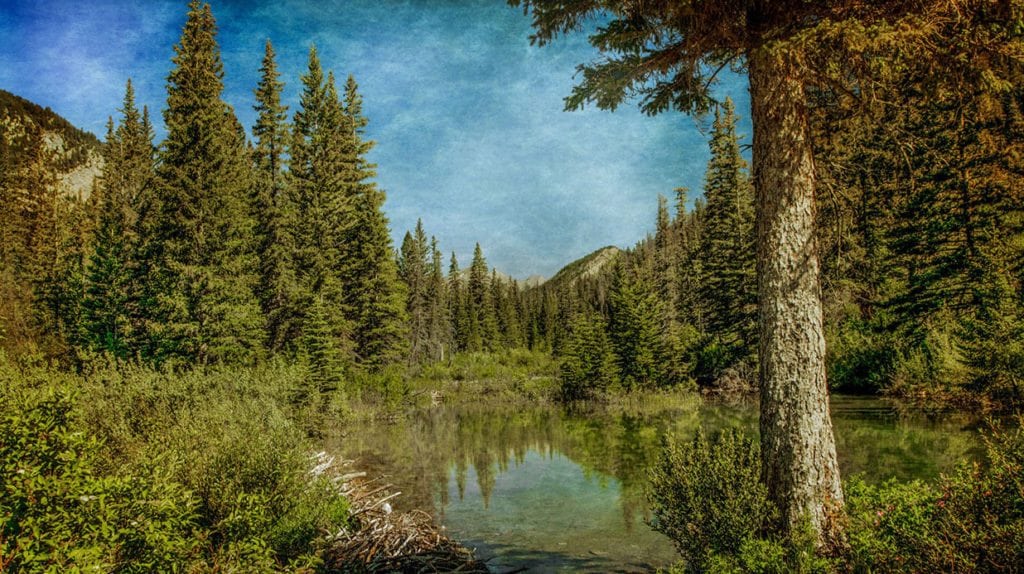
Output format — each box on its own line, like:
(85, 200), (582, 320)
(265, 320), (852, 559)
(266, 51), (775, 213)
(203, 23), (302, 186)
(748, 45), (844, 545)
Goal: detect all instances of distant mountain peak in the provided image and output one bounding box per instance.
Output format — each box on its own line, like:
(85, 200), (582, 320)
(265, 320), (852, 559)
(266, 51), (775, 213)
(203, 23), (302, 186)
(544, 245), (622, 289)
(1, 89), (104, 200)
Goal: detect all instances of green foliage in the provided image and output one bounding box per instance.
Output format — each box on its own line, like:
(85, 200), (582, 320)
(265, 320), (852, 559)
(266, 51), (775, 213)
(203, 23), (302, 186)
(845, 417), (1024, 572)
(0, 353), (352, 572)
(559, 312), (619, 400)
(0, 387), (198, 572)
(412, 349), (559, 404)
(648, 428), (777, 573)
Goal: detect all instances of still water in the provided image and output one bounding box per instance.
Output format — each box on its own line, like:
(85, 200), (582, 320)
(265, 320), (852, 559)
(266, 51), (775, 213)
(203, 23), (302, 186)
(332, 395), (983, 572)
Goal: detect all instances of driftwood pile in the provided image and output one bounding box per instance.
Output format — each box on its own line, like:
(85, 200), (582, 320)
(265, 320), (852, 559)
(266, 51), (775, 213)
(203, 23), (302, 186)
(318, 454), (491, 573)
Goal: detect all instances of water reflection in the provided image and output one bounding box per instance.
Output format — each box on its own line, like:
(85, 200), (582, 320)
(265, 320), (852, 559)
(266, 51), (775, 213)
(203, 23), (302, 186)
(331, 396), (982, 572)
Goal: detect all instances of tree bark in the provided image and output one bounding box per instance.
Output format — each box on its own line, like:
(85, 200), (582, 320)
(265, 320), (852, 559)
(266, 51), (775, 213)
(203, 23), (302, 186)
(748, 45), (844, 545)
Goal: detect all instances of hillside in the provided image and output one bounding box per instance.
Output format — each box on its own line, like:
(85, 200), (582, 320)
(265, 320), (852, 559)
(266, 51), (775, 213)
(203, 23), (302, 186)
(0, 89), (104, 199)
(544, 245), (622, 290)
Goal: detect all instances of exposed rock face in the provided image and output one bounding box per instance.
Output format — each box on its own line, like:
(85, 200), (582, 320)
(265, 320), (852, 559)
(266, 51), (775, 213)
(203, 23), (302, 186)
(544, 245), (622, 289)
(1, 89), (104, 201)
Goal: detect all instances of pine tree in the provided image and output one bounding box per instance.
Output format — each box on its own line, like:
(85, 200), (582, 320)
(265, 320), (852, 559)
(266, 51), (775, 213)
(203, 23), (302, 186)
(148, 0), (263, 365)
(654, 193), (680, 327)
(83, 80), (154, 357)
(427, 238), (452, 361)
(673, 187), (705, 331)
(466, 243), (493, 352)
(448, 252), (469, 353)
(607, 263), (665, 391)
(559, 311), (619, 399)
(336, 75), (408, 368)
(399, 220), (430, 363)
(700, 98), (756, 348)
(302, 294), (346, 401)
(252, 39), (297, 354)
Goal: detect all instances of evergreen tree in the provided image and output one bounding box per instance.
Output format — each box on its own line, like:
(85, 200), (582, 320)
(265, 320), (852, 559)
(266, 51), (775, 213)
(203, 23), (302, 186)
(466, 243), (492, 352)
(289, 48), (352, 367)
(448, 252), (469, 353)
(336, 76), (408, 368)
(399, 220), (430, 363)
(83, 80), (154, 357)
(700, 98), (756, 348)
(251, 39), (297, 354)
(654, 193), (678, 321)
(427, 238), (452, 361)
(559, 311), (619, 400)
(302, 295), (346, 401)
(607, 263), (665, 391)
(149, 0), (263, 365)
(673, 188), (705, 331)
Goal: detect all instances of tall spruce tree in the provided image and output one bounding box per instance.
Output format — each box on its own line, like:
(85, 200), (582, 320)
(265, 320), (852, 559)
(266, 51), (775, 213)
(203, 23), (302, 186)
(289, 47), (351, 372)
(336, 75), (408, 368)
(252, 39), (298, 354)
(399, 220), (430, 363)
(448, 252), (469, 353)
(149, 0), (263, 365)
(466, 243), (492, 352)
(700, 98), (756, 347)
(607, 263), (665, 391)
(83, 80), (154, 357)
(427, 238), (452, 361)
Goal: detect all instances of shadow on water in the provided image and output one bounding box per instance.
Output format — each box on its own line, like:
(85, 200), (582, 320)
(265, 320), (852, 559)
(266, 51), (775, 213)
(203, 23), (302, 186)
(330, 394), (983, 572)
(466, 539), (656, 573)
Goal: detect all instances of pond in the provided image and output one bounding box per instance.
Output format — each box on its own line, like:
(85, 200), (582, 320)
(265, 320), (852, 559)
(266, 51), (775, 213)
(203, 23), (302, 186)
(331, 395), (984, 573)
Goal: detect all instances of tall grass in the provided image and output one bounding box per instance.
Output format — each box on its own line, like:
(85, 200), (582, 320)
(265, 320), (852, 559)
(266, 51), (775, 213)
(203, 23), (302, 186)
(0, 352), (350, 572)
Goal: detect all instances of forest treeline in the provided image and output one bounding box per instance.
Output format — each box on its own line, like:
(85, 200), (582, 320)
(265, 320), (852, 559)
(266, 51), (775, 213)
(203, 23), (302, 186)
(1, 1), (1022, 409)
(542, 80), (1024, 405)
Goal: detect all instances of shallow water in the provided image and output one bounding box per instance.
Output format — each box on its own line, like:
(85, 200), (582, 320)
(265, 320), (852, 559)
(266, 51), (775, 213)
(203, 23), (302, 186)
(332, 395), (983, 572)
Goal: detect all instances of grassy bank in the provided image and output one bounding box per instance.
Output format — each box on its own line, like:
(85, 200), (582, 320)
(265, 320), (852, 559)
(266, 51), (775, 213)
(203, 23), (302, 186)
(1, 352), (355, 572)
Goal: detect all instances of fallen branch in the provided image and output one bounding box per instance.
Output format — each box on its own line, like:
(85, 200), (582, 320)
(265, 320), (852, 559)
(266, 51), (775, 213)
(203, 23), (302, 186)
(323, 460), (490, 573)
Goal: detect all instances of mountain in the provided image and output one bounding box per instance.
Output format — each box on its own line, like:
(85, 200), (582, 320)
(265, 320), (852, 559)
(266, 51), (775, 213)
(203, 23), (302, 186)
(523, 274), (546, 288)
(543, 245), (622, 290)
(1, 89), (104, 199)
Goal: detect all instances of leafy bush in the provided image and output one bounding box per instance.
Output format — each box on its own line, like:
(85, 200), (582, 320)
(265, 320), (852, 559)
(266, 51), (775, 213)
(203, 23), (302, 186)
(0, 389), (198, 572)
(0, 354), (353, 572)
(846, 416), (1024, 572)
(648, 428), (777, 572)
(826, 318), (899, 394)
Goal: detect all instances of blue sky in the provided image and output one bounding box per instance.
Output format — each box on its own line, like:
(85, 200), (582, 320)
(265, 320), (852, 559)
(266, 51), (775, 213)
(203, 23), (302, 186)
(1, 0), (750, 279)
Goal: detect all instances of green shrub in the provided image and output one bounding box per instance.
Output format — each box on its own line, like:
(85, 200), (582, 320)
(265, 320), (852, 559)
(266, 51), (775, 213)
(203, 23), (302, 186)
(846, 416), (1024, 572)
(0, 356), (352, 571)
(826, 318), (899, 394)
(648, 428), (777, 572)
(692, 339), (748, 388)
(0, 389), (198, 572)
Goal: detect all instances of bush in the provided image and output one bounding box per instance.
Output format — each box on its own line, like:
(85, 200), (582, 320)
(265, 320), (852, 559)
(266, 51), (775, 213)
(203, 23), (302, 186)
(0, 355), (353, 572)
(846, 416), (1024, 572)
(648, 428), (777, 572)
(0, 389), (198, 572)
(826, 318), (899, 394)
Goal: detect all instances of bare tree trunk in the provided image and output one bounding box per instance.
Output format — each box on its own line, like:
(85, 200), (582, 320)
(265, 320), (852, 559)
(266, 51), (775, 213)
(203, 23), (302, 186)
(748, 45), (844, 545)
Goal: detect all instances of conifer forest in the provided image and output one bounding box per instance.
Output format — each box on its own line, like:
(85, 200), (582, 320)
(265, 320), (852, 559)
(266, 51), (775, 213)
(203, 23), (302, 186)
(1, 1), (1023, 572)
